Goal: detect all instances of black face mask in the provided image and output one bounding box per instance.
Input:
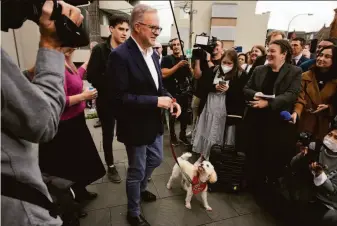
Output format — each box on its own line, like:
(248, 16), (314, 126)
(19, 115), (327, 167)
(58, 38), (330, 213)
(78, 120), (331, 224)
(1, 0), (90, 48)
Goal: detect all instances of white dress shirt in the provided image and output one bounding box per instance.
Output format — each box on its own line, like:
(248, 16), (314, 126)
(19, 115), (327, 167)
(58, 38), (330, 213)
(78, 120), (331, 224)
(293, 53), (303, 65)
(131, 36), (159, 90)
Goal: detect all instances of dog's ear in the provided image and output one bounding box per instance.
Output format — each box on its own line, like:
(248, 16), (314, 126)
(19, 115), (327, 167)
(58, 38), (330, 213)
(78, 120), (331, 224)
(209, 171), (217, 184)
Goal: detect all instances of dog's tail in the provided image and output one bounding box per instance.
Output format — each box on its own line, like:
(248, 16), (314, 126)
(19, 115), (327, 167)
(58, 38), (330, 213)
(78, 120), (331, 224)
(178, 152), (192, 161)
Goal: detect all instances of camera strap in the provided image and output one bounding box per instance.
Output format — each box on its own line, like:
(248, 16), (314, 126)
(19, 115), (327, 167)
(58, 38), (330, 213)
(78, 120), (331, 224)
(1, 173), (60, 218)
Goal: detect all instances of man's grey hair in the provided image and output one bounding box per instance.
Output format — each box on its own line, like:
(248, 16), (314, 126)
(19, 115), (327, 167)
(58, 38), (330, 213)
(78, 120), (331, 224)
(130, 4), (157, 31)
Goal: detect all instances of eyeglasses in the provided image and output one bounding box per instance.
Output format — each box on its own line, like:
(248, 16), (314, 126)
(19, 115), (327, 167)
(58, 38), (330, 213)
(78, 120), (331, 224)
(137, 22), (163, 33)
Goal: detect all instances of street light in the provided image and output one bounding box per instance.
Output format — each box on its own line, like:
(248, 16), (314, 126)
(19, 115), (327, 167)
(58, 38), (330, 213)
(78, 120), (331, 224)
(286, 13), (313, 39)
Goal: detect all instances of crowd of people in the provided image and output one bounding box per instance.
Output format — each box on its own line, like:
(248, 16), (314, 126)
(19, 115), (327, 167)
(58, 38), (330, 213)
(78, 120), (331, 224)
(1, 1), (337, 226)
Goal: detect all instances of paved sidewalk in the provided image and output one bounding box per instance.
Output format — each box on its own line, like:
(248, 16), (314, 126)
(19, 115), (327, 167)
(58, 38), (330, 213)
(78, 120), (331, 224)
(82, 119), (281, 226)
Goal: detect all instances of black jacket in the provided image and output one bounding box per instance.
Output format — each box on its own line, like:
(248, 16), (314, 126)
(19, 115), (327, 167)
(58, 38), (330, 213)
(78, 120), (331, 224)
(244, 63), (302, 112)
(105, 37), (171, 146)
(86, 36), (112, 97)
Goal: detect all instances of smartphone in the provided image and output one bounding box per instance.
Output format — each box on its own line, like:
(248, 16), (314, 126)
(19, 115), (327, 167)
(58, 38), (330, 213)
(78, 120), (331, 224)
(219, 80), (229, 85)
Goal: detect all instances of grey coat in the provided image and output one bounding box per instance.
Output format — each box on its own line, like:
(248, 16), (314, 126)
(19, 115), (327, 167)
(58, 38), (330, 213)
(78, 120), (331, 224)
(244, 63), (302, 112)
(1, 48), (65, 226)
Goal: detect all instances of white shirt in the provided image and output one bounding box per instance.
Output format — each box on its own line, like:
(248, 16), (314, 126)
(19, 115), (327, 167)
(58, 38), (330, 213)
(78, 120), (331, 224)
(264, 59), (269, 65)
(241, 63), (252, 73)
(293, 53), (303, 65)
(131, 35), (159, 90)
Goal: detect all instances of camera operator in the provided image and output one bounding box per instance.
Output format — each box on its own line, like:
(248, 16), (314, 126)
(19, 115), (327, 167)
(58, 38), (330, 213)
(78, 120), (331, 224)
(161, 38), (193, 145)
(1, 1), (84, 225)
(191, 39), (223, 132)
(290, 127), (337, 226)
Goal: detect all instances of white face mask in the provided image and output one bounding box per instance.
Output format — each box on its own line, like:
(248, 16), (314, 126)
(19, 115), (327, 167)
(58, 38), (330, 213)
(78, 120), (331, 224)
(323, 136), (337, 152)
(221, 65), (233, 74)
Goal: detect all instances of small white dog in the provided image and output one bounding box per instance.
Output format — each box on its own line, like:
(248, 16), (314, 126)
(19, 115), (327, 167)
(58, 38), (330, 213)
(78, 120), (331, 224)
(166, 153), (217, 211)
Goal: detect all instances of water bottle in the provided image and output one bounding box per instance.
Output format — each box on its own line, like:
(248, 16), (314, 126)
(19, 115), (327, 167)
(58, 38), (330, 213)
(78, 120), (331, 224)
(89, 87), (96, 110)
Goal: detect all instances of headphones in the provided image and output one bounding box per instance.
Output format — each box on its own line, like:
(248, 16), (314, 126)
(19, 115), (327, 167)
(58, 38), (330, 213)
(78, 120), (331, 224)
(169, 38), (184, 49)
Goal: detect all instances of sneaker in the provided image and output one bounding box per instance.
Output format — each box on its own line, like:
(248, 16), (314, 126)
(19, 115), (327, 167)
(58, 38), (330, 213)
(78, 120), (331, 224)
(186, 131), (192, 138)
(107, 166), (122, 183)
(179, 135), (190, 145)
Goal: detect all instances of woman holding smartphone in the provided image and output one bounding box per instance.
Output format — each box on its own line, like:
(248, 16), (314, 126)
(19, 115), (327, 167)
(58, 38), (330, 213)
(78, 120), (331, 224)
(193, 49), (249, 159)
(292, 45), (337, 140)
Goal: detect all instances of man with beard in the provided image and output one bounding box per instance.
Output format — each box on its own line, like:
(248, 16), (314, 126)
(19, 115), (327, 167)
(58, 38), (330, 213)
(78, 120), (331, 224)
(87, 14), (130, 183)
(161, 38), (193, 145)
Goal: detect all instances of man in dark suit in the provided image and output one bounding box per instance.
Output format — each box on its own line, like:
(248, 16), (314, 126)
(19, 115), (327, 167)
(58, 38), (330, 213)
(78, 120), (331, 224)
(105, 4), (181, 226)
(291, 37), (310, 66)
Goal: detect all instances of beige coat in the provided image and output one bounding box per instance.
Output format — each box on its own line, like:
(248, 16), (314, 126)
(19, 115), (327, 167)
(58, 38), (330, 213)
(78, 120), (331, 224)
(294, 70), (337, 139)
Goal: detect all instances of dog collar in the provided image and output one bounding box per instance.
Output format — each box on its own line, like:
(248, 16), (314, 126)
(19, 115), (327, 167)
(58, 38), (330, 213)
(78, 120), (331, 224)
(192, 175), (207, 194)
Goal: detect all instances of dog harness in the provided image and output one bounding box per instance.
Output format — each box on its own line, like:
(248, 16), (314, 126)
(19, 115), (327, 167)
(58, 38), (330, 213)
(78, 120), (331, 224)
(192, 175), (207, 194)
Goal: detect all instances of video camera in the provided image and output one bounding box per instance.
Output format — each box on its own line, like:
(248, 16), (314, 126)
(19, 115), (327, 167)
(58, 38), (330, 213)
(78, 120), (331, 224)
(1, 0), (92, 47)
(192, 33), (218, 60)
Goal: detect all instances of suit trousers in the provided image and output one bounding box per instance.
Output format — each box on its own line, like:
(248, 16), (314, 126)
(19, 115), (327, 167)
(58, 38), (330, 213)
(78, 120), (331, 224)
(125, 134), (163, 217)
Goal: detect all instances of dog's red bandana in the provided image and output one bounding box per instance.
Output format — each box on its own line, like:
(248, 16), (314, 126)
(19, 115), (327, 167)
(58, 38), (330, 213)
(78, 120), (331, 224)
(192, 176), (207, 194)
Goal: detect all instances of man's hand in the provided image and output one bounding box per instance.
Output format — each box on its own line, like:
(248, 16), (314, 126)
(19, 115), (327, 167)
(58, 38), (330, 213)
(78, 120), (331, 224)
(158, 96), (173, 109)
(39, 1), (84, 50)
(310, 162), (324, 177)
(170, 102), (182, 118)
(249, 96), (269, 109)
(312, 104), (329, 114)
(176, 60), (189, 69)
(206, 52), (211, 61)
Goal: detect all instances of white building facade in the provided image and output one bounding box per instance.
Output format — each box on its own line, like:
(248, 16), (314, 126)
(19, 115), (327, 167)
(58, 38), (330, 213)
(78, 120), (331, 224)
(171, 1), (270, 53)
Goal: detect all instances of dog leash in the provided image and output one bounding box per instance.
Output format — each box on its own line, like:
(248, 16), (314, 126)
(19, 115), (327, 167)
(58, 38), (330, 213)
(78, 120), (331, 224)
(164, 99), (195, 185)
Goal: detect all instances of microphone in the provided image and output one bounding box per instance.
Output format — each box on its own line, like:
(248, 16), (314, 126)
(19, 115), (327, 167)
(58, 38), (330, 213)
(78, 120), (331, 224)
(280, 111), (292, 121)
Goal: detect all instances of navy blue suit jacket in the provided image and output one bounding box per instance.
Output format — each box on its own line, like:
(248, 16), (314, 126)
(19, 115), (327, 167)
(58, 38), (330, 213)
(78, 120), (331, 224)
(295, 55), (310, 66)
(105, 37), (171, 146)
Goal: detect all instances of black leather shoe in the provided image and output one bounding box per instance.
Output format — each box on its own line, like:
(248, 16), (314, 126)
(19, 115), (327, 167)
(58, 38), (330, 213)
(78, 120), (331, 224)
(141, 190), (156, 202)
(127, 214), (150, 226)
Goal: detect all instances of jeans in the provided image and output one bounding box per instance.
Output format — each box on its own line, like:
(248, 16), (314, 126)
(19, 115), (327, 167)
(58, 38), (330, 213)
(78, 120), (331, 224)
(125, 134), (163, 217)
